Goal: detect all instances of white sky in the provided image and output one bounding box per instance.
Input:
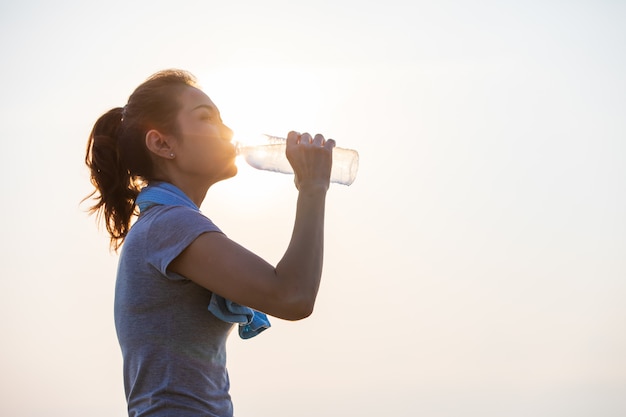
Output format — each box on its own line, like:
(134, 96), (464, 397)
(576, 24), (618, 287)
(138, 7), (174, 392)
(1, 1), (625, 416)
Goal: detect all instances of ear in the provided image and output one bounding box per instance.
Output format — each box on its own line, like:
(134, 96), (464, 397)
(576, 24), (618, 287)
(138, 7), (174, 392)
(145, 129), (176, 159)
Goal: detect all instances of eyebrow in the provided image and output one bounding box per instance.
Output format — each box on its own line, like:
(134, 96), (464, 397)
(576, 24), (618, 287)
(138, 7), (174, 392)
(191, 104), (222, 120)
(192, 104), (218, 112)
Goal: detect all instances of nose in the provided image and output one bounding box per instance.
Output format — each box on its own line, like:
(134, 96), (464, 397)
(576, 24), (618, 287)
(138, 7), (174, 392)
(221, 123), (234, 142)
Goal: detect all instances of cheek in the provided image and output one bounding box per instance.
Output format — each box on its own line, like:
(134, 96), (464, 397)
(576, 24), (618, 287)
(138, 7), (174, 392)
(188, 138), (225, 166)
(185, 133), (213, 153)
(203, 140), (225, 160)
(179, 130), (229, 168)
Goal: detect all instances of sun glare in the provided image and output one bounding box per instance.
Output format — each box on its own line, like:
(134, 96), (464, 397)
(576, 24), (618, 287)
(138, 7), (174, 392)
(198, 65), (323, 206)
(198, 65), (323, 139)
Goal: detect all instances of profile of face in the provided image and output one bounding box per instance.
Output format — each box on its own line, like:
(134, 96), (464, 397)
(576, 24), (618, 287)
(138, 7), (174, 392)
(170, 86), (237, 185)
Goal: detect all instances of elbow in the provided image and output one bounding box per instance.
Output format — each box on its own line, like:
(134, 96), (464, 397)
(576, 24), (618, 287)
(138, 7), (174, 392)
(276, 293), (316, 321)
(285, 302), (315, 321)
(268, 269), (320, 320)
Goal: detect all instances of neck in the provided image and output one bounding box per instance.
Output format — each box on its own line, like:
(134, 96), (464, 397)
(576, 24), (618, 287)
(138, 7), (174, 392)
(150, 173), (212, 208)
(168, 178), (211, 207)
(151, 164), (225, 208)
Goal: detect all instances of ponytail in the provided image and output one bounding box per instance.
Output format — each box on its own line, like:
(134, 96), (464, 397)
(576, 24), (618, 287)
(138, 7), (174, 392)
(85, 107), (142, 250)
(84, 69), (197, 250)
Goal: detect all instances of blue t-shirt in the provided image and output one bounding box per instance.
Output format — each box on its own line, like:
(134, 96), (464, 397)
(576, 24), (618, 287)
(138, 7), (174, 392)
(115, 205), (235, 417)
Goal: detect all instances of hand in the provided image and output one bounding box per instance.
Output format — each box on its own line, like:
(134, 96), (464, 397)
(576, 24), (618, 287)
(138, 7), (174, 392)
(285, 131), (336, 191)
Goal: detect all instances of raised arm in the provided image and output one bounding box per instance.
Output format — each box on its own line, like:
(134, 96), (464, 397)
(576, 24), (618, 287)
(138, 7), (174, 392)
(169, 132), (334, 320)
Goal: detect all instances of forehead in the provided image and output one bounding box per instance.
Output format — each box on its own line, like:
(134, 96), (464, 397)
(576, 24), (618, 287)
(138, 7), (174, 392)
(178, 86), (217, 111)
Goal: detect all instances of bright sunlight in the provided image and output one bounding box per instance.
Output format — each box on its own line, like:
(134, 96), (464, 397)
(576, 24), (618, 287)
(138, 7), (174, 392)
(199, 66), (325, 205)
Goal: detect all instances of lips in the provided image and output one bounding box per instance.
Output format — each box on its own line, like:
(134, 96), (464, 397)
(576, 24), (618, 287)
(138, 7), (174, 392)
(228, 143), (237, 158)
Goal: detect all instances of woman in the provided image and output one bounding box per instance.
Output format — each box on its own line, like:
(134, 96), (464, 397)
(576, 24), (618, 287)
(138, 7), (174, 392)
(85, 69), (334, 416)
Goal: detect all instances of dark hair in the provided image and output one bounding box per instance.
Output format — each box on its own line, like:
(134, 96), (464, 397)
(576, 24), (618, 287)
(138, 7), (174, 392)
(84, 69), (198, 250)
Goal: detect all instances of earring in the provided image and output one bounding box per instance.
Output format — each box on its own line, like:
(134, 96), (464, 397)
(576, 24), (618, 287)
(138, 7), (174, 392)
(170, 153), (175, 158)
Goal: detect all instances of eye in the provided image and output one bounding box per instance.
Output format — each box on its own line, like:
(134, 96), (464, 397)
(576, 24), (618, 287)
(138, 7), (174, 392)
(200, 112), (214, 121)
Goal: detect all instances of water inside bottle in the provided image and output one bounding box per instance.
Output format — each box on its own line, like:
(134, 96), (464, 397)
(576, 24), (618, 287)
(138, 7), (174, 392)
(235, 134), (359, 185)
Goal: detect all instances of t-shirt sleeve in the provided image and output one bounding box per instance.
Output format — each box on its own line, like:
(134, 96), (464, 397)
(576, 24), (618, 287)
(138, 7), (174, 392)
(144, 205), (222, 281)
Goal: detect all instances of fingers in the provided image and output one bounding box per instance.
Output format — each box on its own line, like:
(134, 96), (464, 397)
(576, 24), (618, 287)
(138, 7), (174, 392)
(300, 132), (312, 145)
(287, 131), (334, 148)
(312, 133), (324, 146)
(286, 131), (300, 146)
(285, 131), (334, 191)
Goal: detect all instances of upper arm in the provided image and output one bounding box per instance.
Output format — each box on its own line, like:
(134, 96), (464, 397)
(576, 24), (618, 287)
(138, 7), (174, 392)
(168, 232), (310, 320)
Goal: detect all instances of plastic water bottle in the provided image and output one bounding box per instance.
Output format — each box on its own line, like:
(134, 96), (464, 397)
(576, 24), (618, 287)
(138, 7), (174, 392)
(236, 135), (359, 186)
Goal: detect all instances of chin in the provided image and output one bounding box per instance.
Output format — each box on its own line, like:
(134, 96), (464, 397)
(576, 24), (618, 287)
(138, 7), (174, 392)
(207, 159), (238, 185)
(220, 164), (238, 181)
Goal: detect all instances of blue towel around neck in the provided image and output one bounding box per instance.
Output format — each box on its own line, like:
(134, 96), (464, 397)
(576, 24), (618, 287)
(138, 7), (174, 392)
(135, 181), (271, 339)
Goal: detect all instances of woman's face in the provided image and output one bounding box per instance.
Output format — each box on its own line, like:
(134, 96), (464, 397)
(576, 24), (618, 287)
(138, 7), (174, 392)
(172, 86), (237, 184)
